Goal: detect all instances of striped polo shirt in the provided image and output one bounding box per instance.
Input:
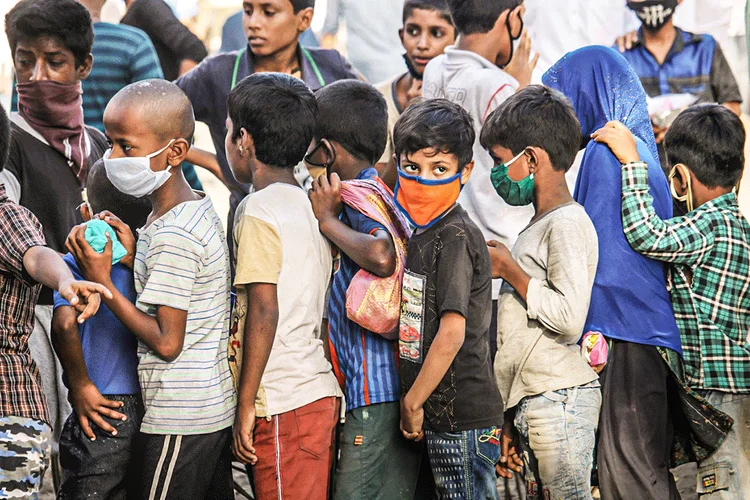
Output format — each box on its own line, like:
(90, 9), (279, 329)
(328, 168), (401, 412)
(134, 195), (235, 435)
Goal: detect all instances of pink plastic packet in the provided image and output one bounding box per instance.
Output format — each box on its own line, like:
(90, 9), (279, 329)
(581, 331), (609, 368)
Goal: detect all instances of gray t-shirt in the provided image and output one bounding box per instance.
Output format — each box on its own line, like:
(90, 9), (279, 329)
(495, 203), (599, 409)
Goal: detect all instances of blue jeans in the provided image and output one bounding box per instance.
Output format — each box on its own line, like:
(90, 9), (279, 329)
(425, 427), (501, 500)
(515, 382), (601, 500)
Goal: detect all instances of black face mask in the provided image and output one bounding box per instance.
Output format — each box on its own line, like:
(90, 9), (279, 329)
(402, 53), (423, 80)
(501, 11), (524, 68)
(627, 0), (679, 30)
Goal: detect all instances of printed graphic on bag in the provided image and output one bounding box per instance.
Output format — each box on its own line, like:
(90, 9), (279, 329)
(400, 270), (426, 362)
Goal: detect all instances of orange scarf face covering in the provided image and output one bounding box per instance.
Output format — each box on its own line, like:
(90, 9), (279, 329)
(394, 169), (462, 229)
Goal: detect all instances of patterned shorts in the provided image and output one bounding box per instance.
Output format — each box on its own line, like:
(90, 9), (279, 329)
(0, 416), (51, 499)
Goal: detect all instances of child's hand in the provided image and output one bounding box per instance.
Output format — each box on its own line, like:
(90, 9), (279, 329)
(69, 380), (126, 441)
(590, 121), (641, 165)
(496, 419), (523, 479)
(309, 173), (344, 226)
(57, 278), (112, 324)
(400, 398), (424, 442)
(487, 240), (514, 280)
(232, 403), (258, 465)
(66, 224), (114, 289)
(96, 211), (137, 269)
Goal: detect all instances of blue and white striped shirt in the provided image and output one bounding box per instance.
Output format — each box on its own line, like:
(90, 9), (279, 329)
(134, 195), (235, 435)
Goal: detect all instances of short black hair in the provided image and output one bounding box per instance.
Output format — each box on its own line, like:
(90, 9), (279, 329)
(314, 80), (388, 165)
(664, 104), (746, 189)
(480, 85), (582, 172)
(289, 0), (314, 12)
(446, 0), (521, 35)
(394, 98), (475, 168)
(228, 73), (317, 169)
(5, 0), (94, 67)
(0, 103), (10, 173)
(404, 0), (453, 25)
(87, 160), (151, 234)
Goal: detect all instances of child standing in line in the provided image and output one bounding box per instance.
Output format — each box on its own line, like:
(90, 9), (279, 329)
(225, 73), (342, 500)
(0, 103), (111, 499)
(592, 104), (749, 499)
(374, 0), (456, 188)
(394, 99), (505, 499)
(306, 79), (419, 499)
(52, 158), (152, 500)
(67, 80), (236, 500)
(482, 85), (601, 500)
(422, 0), (538, 361)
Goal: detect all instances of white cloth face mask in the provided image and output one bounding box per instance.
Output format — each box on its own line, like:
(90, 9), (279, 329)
(104, 139), (176, 198)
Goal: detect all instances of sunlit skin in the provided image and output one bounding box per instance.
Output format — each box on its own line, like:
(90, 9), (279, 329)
(242, 0), (312, 63)
(488, 144), (530, 182)
(397, 8), (456, 109)
(13, 35), (92, 84)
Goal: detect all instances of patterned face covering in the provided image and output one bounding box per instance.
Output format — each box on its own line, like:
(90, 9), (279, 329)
(627, 0), (679, 30)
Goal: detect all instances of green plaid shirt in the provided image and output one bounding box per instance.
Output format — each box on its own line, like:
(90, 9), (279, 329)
(621, 163), (750, 393)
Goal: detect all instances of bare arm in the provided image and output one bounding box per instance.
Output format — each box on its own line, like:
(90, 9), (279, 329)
(233, 283), (279, 465)
(185, 147), (229, 185)
(401, 312), (465, 439)
(310, 173), (396, 277)
(23, 246), (111, 322)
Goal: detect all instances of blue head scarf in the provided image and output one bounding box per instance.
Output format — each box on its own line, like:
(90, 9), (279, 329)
(543, 46), (681, 353)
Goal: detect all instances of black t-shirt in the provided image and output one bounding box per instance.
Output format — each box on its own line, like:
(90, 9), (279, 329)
(399, 204), (504, 432)
(7, 121), (109, 304)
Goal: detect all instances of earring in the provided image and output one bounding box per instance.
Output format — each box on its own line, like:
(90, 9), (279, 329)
(239, 146), (244, 155)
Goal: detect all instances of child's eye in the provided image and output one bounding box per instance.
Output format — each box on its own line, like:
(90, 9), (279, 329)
(434, 166), (447, 174)
(431, 28), (446, 38)
(406, 27), (420, 37)
(264, 9), (276, 16)
(403, 164), (419, 173)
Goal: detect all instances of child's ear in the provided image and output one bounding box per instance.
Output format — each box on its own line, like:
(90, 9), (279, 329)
(240, 128), (256, 159)
(77, 54), (94, 80)
(399, 28), (405, 44)
(296, 7), (313, 33)
(167, 138), (191, 166)
(460, 160), (475, 184)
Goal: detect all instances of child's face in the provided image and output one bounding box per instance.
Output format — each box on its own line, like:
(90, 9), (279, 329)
(488, 145), (531, 181)
(103, 103), (175, 170)
(400, 9), (456, 76)
(225, 117), (254, 184)
(13, 35), (92, 85)
(242, 0), (313, 58)
(399, 148), (473, 184)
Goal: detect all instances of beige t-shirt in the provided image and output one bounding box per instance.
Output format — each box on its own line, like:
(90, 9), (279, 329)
(375, 74), (404, 165)
(231, 183), (342, 417)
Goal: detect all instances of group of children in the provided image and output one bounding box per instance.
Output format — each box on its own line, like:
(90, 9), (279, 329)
(0, 0), (748, 499)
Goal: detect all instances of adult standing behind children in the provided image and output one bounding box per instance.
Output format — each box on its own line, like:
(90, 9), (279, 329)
(375, 0), (456, 189)
(176, 0), (359, 265)
(3, 1), (110, 487)
(421, 0), (538, 360)
(68, 80), (236, 500)
(544, 46), (683, 500)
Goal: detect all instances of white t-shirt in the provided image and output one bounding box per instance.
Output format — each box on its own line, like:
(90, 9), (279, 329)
(423, 47), (532, 297)
(233, 183), (342, 417)
(134, 195), (236, 435)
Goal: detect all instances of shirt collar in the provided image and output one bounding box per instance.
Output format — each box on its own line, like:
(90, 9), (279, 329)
(701, 191), (739, 211)
(357, 167), (378, 180)
(245, 44), (325, 91)
(635, 27), (703, 59)
(443, 46), (498, 70)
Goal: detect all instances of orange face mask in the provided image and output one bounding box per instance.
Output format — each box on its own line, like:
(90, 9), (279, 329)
(394, 169), (463, 229)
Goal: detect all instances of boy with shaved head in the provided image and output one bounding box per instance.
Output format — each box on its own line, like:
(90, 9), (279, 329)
(69, 80), (235, 500)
